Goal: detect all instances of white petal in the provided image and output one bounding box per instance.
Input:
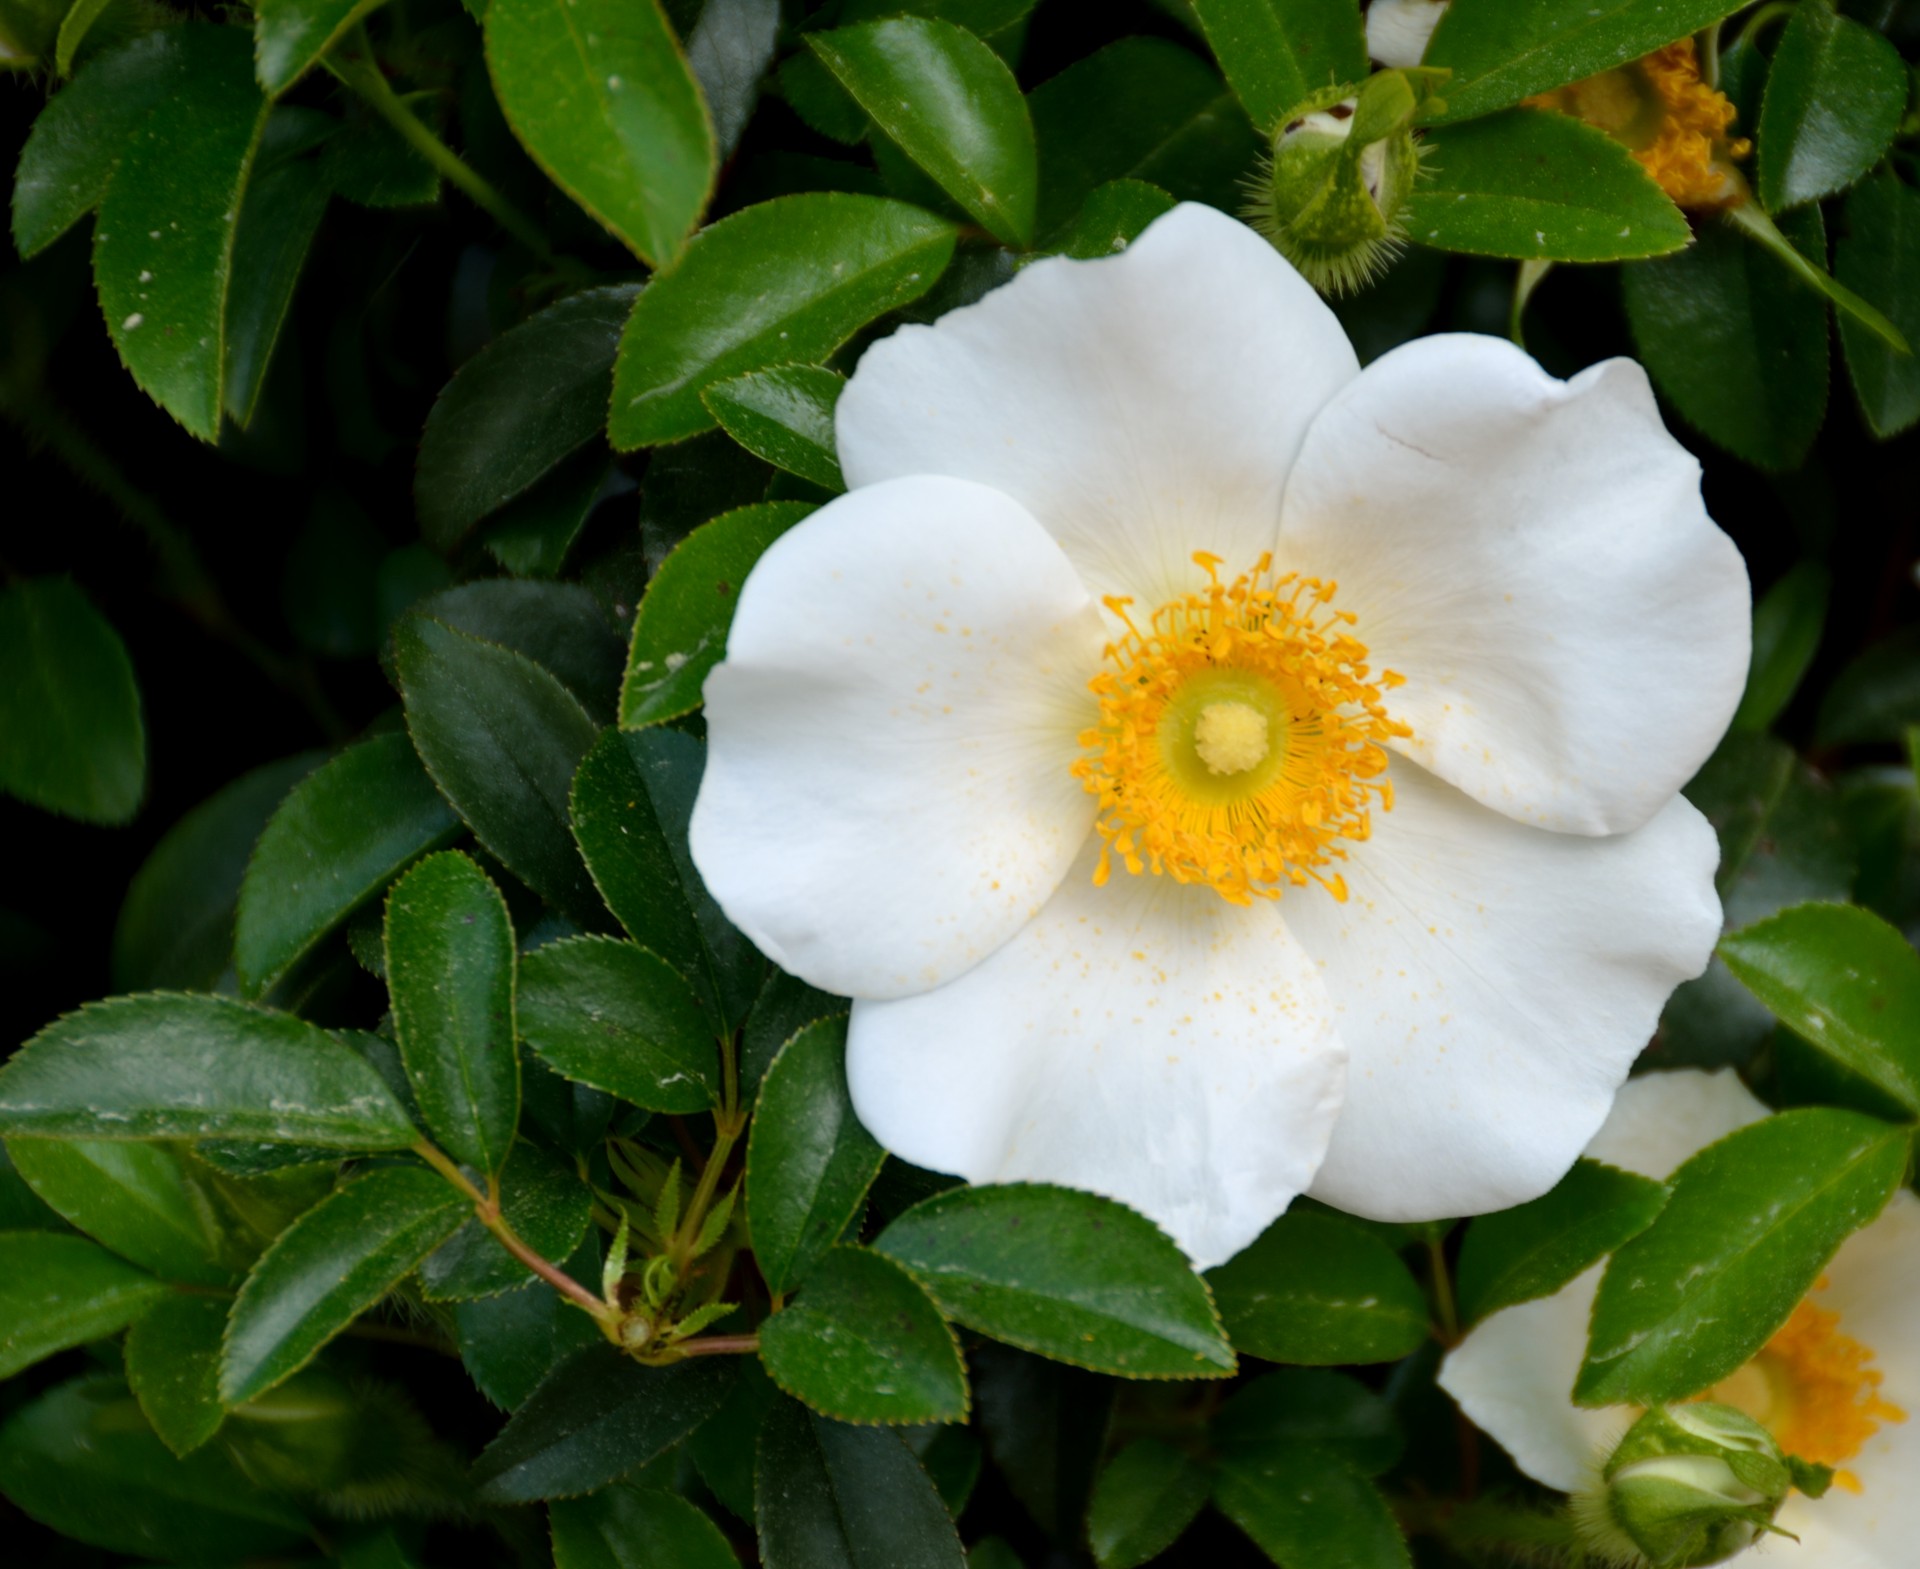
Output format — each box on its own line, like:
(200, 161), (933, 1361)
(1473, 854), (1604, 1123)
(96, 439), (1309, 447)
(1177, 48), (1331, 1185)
(845, 844), (1347, 1269)
(1287, 762), (1722, 1221)
(1438, 1266), (1620, 1493)
(1583, 1068), (1768, 1181)
(837, 203), (1360, 608)
(691, 476), (1106, 999)
(1367, 0), (1449, 67)
(1278, 334), (1750, 836)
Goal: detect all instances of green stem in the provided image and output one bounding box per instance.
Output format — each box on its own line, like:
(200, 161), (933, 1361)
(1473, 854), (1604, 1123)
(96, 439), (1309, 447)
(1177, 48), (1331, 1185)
(1428, 1237), (1461, 1346)
(672, 1334), (759, 1358)
(1723, 198), (1910, 353)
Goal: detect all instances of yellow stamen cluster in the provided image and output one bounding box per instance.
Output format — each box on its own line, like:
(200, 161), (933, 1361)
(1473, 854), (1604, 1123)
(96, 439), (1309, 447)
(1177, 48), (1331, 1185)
(1528, 40), (1751, 210)
(1072, 552), (1408, 906)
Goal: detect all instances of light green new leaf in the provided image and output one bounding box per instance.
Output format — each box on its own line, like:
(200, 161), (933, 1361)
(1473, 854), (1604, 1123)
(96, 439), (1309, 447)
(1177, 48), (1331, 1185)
(1757, 2), (1906, 214)
(254, 0), (382, 95)
(8, 1139), (233, 1285)
(552, 1483), (740, 1569)
(702, 366), (846, 490)
(1087, 1438), (1210, 1569)
(0, 1232), (167, 1378)
(1214, 1443), (1411, 1569)
(51, 0), (116, 78)
(810, 18), (1036, 248)
(124, 1293), (230, 1456)
(222, 1164), (468, 1405)
(384, 852), (519, 1176)
(0, 576), (144, 825)
(1190, 0), (1368, 132)
(1732, 561), (1828, 734)
(1837, 174), (1920, 440)
(609, 193), (956, 448)
(485, 0), (712, 265)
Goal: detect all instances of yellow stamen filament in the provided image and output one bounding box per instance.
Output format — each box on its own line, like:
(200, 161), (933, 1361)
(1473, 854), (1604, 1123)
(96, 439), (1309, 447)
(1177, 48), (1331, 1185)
(1071, 552), (1409, 906)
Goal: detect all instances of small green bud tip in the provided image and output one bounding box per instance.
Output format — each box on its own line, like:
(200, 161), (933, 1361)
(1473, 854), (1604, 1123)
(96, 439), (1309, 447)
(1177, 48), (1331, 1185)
(1573, 1405), (1796, 1569)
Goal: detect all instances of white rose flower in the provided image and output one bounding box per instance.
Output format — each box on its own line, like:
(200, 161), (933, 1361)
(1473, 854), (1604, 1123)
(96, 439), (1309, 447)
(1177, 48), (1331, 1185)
(1366, 0), (1451, 68)
(688, 203), (1748, 1267)
(1441, 1069), (1920, 1567)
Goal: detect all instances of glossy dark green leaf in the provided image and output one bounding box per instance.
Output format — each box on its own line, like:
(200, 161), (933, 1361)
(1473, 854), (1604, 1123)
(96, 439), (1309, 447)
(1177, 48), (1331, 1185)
(486, 0), (712, 264)
(552, 1482), (741, 1569)
(1456, 1159), (1669, 1326)
(689, 1356), (777, 1519)
(93, 23), (268, 439)
(1047, 178), (1177, 259)
(1406, 109), (1688, 261)
(421, 1138), (592, 1299)
(1756, 2), (1905, 213)
(1211, 1368), (1404, 1476)
(810, 18), (1036, 248)
(877, 1184), (1234, 1378)
(1819, 628), (1920, 747)
(1575, 1107), (1910, 1405)
(756, 1396), (966, 1569)
(686, 0), (781, 161)
(0, 576), (144, 825)
(254, 0), (379, 94)
(621, 501), (812, 728)
(222, 1164), (468, 1405)
(484, 451), (611, 579)
(473, 1343), (736, 1502)
(1837, 173), (1920, 440)
(1422, 0), (1751, 124)
(396, 615), (605, 927)
(609, 193), (956, 447)
(1086, 1437), (1210, 1569)
(0, 1232), (166, 1377)
(384, 852), (520, 1174)
(0, 1375), (308, 1560)
(518, 936), (717, 1113)
(570, 726), (766, 1025)
(1733, 561), (1828, 734)
(1207, 1209), (1429, 1365)
(1190, 0), (1368, 131)
(7, 1139), (232, 1285)
(0, 992), (417, 1147)
(746, 1015), (881, 1298)
(416, 286), (637, 553)
(702, 367), (845, 490)
(1622, 206), (1829, 470)
(1030, 38), (1254, 235)
(414, 580), (625, 722)
(224, 107), (330, 425)
(0, 1146), (61, 1231)
(741, 968), (845, 1098)
(456, 1265), (603, 1411)
(760, 1246), (966, 1425)
(235, 731), (462, 995)
(1214, 1443), (1411, 1569)
(1720, 902), (1920, 1118)
(123, 1293), (229, 1456)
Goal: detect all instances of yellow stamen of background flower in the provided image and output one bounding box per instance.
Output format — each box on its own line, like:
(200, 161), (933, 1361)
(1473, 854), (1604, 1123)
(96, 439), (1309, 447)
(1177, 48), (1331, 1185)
(1072, 552), (1409, 906)
(1527, 40), (1751, 210)
(1704, 1283), (1907, 1491)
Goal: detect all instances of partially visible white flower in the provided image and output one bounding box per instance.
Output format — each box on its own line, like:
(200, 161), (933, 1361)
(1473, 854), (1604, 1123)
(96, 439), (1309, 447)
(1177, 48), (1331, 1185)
(690, 204), (1748, 1268)
(1441, 1069), (1920, 1567)
(1367, 0), (1450, 67)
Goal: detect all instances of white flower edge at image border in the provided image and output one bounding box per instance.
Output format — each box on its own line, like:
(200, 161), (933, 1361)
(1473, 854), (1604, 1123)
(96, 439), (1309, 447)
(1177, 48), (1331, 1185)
(1439, 1069), (1920, 1569)
(689, 202), (1750, 1268)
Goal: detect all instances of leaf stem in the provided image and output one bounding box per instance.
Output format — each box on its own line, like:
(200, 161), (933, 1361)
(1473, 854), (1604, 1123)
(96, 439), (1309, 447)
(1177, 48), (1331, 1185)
(1427, 1237), (1461, 1346)
(670, 1333), (760, 1358)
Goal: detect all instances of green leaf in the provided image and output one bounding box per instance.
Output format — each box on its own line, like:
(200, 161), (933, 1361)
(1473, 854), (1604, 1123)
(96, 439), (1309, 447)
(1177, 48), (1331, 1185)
(1756, 2), (1905, 214)
(51, 0), (113, 79)
(93, 23), (269, 439)
(1819, 627), (1920, 747)
(473, 1343), (737, 1502)
(395, 615), (605, 927)
(0, 1232), (167, 1378)
(0, 993), (418, 1148)
(324, 88), (440, 207)
(1622, 206), (1830, 471)
(7, 1139), (234, 1285)
(1046, 178), (1177, 260)
(876, 1184), (1235, 1378)
(1724, 197), (1906, 352)
(756, 1396), (966, 1569)
(1214, 1443), (1411, 1569)
(1455, 1159), (1669, 1326)
(746, 1015), (882, 1298)
(1206, 1209), (1429, 1365)
(1086, 1437), (1210, 1569)
(486, 0), (712, 265)
(972, 1342), (1112, 1539)
(760, 1246), (966, 1426)
(702, 367), (846, 491)
(809, 18), (1036, 248)
(414, 580), (626, 723)
(1574, 1107), (1910, 1405)
(685, 0), (780, 161)
(839, 0), (1037, 31)
(518, 936), (718, 1113)
(1732, 561), (1828, 734)
(1719, 902), (1920, 1118)
(1211, 1369), (1404, 1476)
(570, 726), (766, 1025)
(0, 576), (144, 825)
(384, 851), (520, 1175)
(741, 969), (848, 1100)
(456, 1267), (603, 1411)
(1190, 0), (1368, 131)
(416, 286), (637, 553)
(254, 0), (381, 95)
(0, 1375), (307, 1560)
(1422, 0), (1752, 125)
(1837, 173), (1920, 440)
(552, 1482), (741, 1569)
(124, 1293), (230, 1456)
(421, 1138), (592, 1300)
(689, 1357), (775, 1519)
(1405, 109), (1689, 262)
(236, 731), (461, 995)
(222, 1164), (468, 1405)
(609, 192), (956, 448)
(484, 450), (611, 579)
(620, 501), (813, 728)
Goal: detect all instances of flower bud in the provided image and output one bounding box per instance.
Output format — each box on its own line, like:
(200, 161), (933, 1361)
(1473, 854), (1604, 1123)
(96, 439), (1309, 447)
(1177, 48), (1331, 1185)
(1575, 1404), (1793, 1568)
